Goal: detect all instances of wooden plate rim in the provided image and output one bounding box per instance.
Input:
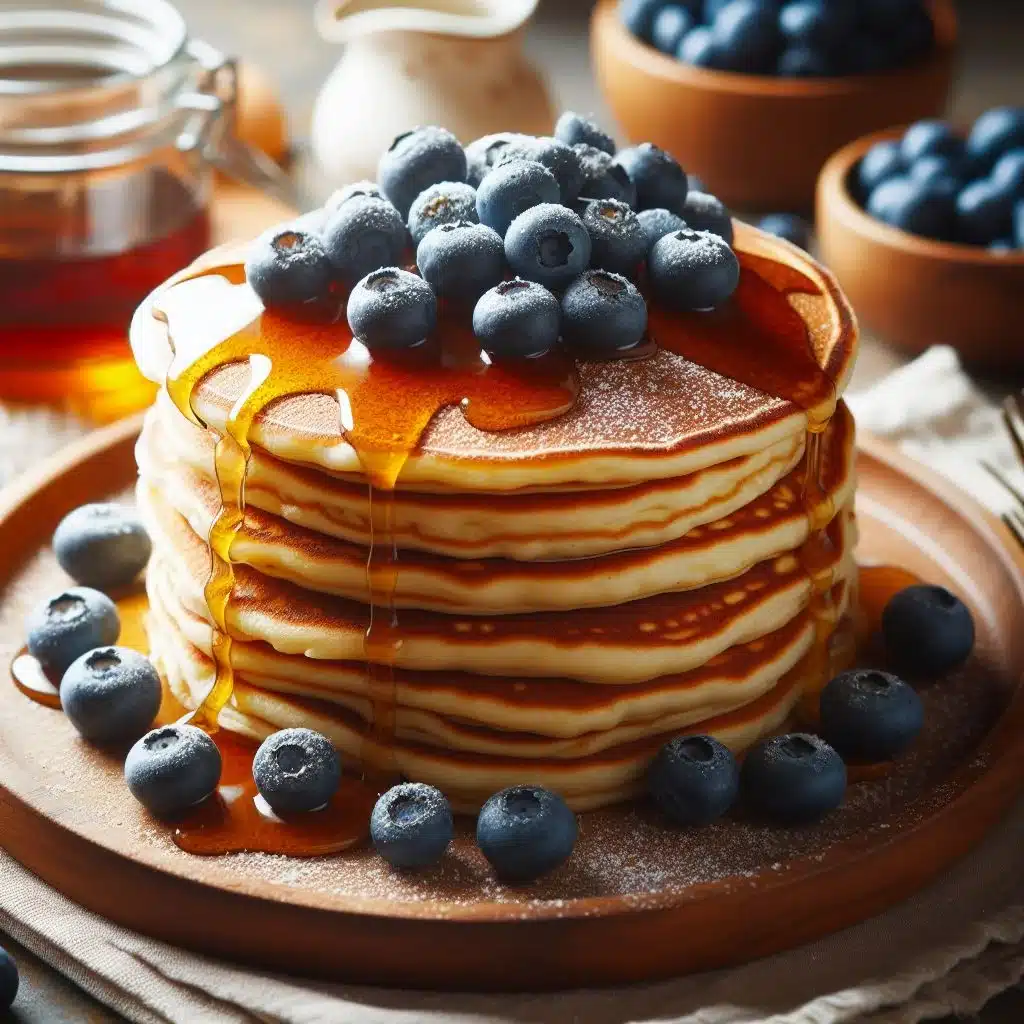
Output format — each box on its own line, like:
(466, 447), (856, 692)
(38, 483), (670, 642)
(1, 418), (1024, 929)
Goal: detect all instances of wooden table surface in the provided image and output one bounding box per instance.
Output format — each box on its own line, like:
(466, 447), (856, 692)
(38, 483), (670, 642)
(3, 0), (1023, 1019)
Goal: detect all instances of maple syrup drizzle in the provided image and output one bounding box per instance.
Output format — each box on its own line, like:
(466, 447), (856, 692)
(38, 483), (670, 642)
(7, 593), (383, 853)
(153, 260), (578, 841)
(11, 590), (151, 709)
(170, 728), (378, 856)
(647, 251), (842, 711)
(10, 653), (61, 708)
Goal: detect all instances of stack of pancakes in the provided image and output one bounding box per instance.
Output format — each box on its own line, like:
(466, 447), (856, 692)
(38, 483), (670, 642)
(132, 224), (858, 812)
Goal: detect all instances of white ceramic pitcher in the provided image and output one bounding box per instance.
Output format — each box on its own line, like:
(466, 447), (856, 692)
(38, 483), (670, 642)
(311, 0), (555, 186)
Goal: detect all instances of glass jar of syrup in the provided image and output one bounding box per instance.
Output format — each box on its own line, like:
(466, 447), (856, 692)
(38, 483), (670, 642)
(0, 0), (294, 422)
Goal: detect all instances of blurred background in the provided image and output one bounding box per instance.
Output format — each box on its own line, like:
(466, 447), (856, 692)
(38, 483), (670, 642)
(186, 0), (1023, 202)
(0, 1), (1023, 1019)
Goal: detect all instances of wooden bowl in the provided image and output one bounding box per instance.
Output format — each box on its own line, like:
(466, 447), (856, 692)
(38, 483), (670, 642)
(816, 128), (1024, 367)
(590, 0), (957, 211)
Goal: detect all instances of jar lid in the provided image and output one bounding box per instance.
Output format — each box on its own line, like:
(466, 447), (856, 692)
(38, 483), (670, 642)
(0, 0), (297, 204)
(0, 0), (187, 96)
(0, 0), (203, 175)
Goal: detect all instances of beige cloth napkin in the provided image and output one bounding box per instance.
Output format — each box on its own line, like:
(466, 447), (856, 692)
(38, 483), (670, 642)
(2, 345), (1023, 1024)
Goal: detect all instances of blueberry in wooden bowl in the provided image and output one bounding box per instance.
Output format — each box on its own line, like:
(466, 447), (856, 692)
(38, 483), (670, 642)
(816, 116), (1024, 367)
(591, 0), (957, 210)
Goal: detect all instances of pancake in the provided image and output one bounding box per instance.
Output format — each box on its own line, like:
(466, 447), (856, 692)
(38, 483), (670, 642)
(129, 223), (856, 491)
(151, 638), (814, 812)
(142, 489), (855, 683)
(147, 553), (854, 740)
(138, 404), (853, 613)
(144, 390), (807, 560)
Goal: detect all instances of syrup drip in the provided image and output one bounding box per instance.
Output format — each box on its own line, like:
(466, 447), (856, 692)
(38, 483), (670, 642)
(365, 486), (401, 778)
(154, 260), (578, 806)
(11, 589), (151, 710)
(171, 730), (378, 856)
(11, 653), (61, 709)
(8, 594), (379, 853)
(648, 251), (842, 709)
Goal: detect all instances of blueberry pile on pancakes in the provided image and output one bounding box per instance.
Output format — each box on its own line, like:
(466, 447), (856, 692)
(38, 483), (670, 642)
(130, 117), (859, 814)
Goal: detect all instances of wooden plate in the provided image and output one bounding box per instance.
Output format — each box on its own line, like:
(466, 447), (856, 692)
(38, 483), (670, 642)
(1, 417), (1023, 991)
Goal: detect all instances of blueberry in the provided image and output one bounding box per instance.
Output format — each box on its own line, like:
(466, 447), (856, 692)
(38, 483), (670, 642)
(910, 155), (964, 200)
(407, 181), (478, 246)
(778, 1), (855, 49)
(867, 176), (955, 240)
(53, 502), (151, 590)
(573, 144), (637, 206)
(476, 784), (577, 881)
(859, 0), (927, 35)
(881, 584), (975, 677)
(712, 0), (780, 73)
(581, 198), (648, 275)
(650, 228), (739, 309)
(504, 203), (592, 290)
(476, 158), (560, 236)
(60, 647), (161, 743)
(619, 0), (668, 41)
(901, 119), (964, 165)
(326, 180), (384, 211)
(776, 44), (833, 77)
(244, 225), (335, 311)
(370, 782), (453, 868)
(956, 178), (1014, 245)
(473, 279), (561, 358)
(990, 239), (1016, 253)
(347, 268), (437, 350)
(1015, 200), (1024, 248)
(378, 126), (467, 218)
(496, 136), (585, 205)
(677, 26), (723, 68)
(322, 196), (409, 285)
(741, 733), (846, 823)
(464, 132), (526, 187)
(966, 107), (1024, 174)
(757, 212), (812, 249)
(561, 269), (647, 354)
(819, 669), (924, 762)
(680, 190), (734, 243)
(417, 221), (505, 302)
(704, 0), (738, 19)
(648, 734), (739, 825)
(839, 31), (890, 75)
(0, 946), (17, 1012)
(887, 4), (934, 64)
(857, 140), (906, 198)
(992, 149), (1024, 198)
(27, 587), (119, 675)
(637, 207), (689, 250)
(125, 724), (222, 817)
(614, 143), (689, 213)
(554, 112), (616, 156)
(253, 728), (341, 815)
(652, 4), (695, 54)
